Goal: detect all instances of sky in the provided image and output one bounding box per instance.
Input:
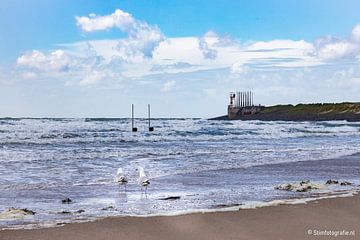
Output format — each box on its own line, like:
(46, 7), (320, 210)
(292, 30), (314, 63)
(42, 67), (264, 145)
(1, 0), (360, 118)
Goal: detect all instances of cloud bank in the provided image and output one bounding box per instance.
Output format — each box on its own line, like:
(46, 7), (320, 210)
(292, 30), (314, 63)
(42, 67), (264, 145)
(3, 8), (360, 117)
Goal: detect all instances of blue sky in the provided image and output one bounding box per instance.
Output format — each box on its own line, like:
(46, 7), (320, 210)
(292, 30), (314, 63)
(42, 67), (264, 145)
(1, 0), (360, 117)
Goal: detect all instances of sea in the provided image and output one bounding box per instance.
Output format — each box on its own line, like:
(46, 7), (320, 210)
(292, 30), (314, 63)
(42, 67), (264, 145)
(0, 118), (360, 229)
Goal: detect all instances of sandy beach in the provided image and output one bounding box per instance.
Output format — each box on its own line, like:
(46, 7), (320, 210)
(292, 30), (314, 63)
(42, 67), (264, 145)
(1, 193), (358, 240)
(2, 0), (360, 239)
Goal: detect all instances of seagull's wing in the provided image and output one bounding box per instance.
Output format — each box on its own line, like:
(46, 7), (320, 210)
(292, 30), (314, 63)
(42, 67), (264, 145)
(139, 176), (150, 186)
(115, 167), (129, 182)
(116, 173), (128, 183)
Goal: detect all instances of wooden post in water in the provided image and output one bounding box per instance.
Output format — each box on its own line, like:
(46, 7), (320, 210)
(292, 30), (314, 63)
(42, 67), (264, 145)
(132, 104), (137, 132)
(148, 104), (154, 132)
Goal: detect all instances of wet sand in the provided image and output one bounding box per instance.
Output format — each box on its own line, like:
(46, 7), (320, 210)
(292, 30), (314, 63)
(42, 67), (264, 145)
(1, 193), (359, 240)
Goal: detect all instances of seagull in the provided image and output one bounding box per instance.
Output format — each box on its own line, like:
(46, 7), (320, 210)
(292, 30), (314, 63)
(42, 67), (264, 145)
(115, 167), (128, 191)
(137, 166), (150, 193)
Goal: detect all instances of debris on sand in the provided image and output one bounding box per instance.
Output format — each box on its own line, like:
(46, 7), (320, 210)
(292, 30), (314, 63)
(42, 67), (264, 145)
(58, 209), (85, 214)
(325, 179), (353, 186)
(325, 179), (339, 185)
(158, 196), (181, 201)
(58, 210), (71, 214)
(340, 181), (352, 186)
(275, 180), (326, 192)
(101, 206), (115, 211)
(0, 207), (35, 220)
(61, 198), (72, 204)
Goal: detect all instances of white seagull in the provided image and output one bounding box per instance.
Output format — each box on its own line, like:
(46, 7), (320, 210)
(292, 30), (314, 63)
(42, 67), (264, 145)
(115, 167), (128, 190)
(137, 167), (150, 193)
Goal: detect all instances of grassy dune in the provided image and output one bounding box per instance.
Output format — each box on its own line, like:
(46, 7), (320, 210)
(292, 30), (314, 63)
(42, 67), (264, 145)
(211, 102), (360, 121)
(262, 102), (360, 115)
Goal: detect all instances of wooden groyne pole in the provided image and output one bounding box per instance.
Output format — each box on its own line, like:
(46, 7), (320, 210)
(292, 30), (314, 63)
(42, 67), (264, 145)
(132, 104), (137, 132)
(148, 104), (154, 132)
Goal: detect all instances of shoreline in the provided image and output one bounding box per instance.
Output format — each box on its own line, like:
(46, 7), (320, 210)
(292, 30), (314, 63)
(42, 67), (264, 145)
(1, 191), (359, 240)
(1, 152), (360, 231)
(1, 188), (358, 230)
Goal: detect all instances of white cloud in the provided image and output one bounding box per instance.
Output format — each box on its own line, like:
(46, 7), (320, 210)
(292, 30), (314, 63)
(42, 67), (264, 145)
(21, 8), (355, 86)
(312, 24), (360, 61)
(79, 71), (106, 86)
(231, 62), (249, 75)
(76, 9), (164, 59)
(17, 50), (72, 71)
(161, 80), (176, 92)
(313, 36), (358, 60)
(12, 35), (329, 85)
(198, 31), (218, 59)
(351, 24), (360, 42)
(76, 9), (135, 32)
(14, 31), (351, 86)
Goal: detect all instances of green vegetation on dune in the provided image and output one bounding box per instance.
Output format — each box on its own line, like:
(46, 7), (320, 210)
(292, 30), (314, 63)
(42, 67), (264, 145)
(263, 102), (360, 115)
(210, 102), (360, 121)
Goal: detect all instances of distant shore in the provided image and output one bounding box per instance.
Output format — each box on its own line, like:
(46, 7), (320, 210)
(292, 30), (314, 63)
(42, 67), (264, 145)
(211, 102), (360, 121)
(1, 193), (359, 240)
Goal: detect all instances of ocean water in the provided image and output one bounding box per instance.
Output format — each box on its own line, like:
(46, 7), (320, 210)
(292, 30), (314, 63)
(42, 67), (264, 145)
(0, 118), (360, 229)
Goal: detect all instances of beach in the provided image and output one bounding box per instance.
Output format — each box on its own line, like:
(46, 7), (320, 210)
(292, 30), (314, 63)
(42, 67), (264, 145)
(1, 119), (360, 233)
(1, 192), (358, 240)
(1, 119), (360, 229)
(2, 1), (360, 239)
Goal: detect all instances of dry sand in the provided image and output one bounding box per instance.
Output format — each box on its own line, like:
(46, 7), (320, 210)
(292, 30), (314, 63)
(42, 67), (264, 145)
(1, 194), (359, 240)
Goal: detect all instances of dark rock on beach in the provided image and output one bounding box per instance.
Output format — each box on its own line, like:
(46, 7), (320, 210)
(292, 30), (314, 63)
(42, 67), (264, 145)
(300, 180), (310, 185)
(19, 208), (36, 215)
(326, 179), (339, 184)
(58, 211), (71, 214)
(212, 203), (242, 209)
(101, 206), (115, 211)
(340, 181), (352, 186)
(56, 222), (67, 226)
(325, 179), (352, 186)
(275, 180), (326, 192)
(61, 198), (72, 204)
(158, 196), (181, 201)
(58, 209), (85, 214)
